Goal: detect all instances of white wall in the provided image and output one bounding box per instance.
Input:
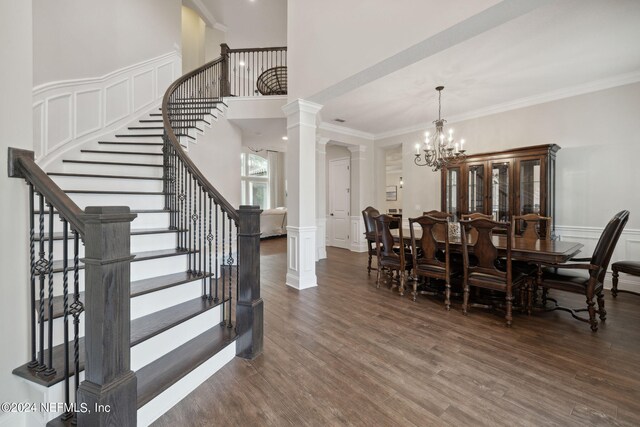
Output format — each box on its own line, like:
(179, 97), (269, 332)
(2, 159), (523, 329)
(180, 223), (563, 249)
(376, 82), (640, 231)
(182, 5), (207, 73)
(208, 0), (287, 48)
(0, 1), (33, 425)
(205, 26), (226, 62)
(33, 0), (182, 86)
(188, 119), (242, 209)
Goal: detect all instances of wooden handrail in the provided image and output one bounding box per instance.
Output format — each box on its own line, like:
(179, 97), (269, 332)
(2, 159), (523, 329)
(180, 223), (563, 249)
(227, 46), (287, 53)
(8, 148), (85, 236)
(161, 57), (240, 223)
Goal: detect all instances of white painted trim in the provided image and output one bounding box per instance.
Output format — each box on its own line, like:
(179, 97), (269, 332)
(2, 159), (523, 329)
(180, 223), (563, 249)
(282, 98), (323, 118)
(350, 215), (368, 253)
(286, 226), (318, 290)
(33, 51), (177, 95)
(227, 95), (287, 103)
(35, 51), (180, 167)
(319, 121), (375, 140)
(191, 0), (218, 28)
(374, 71), (640, 140)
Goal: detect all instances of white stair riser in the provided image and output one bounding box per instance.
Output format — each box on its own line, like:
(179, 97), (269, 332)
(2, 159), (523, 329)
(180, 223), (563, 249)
(137, 341), (236, 427)
(131, 254), (190, 281)
(94, 143), (163, 154)
(50, 175), (163, 193)
(62, 162), (163, 178)
(36, 312), (85, 349)
(66, 194), (165, 210)
(79, 152), (164, 165)
(18, 372), (86, 424)
(131, 279), (204, 319)
(131, 305), (222, 371)
(113, 135), (165, 143)
(32, 211), (170, 232)
(50, 232), (178, 257)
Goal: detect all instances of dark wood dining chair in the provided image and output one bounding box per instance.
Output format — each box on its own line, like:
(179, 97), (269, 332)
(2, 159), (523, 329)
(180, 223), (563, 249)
(513, 213), (551, 240)
(460, 218), (526, 326)
(373, 214), (412, 296)
(461, 213), (492, 220)
(611, 261), (640, 297)
(410, 215), (458, 307)
(362, 206), (380, 275)
(536, 210), (629, 331)
(423, 210), (453, 220)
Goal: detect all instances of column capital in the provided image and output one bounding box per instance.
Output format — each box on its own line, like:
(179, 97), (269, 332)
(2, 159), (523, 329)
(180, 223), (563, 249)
(316, 136), (330, 145)
(282, 98), (323, 119)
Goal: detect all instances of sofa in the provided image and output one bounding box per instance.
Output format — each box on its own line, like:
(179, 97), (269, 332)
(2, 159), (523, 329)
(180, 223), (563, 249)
(260, 207), (287, 238)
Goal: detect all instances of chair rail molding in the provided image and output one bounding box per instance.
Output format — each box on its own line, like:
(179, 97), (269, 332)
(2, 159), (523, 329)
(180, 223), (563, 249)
(34, 50), (180, 167)
(556, 225), (640, 291)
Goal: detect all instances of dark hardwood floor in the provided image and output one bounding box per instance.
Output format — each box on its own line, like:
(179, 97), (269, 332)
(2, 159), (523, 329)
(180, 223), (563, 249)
(153, 237), (640, 426)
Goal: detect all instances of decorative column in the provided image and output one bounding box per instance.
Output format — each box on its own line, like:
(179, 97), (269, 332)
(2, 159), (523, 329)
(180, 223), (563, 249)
(348, 145), (373, 253)
(316, 137), (330, 261)
(282, 99), (323, 289)
(76, 207), (137, 427)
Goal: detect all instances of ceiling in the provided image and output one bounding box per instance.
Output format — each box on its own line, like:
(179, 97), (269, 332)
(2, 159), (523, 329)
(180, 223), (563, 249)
(230, 118), (287, 151)
(320, 0), (640, 137)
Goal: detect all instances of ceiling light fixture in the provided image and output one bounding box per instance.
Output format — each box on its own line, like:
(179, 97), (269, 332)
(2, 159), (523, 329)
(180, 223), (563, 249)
(282, 136), (288, 140)
(414, 86), (467, 171)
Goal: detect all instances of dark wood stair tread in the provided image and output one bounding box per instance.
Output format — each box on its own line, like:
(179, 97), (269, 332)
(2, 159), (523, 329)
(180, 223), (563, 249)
(115, 133), (164, 138)
(136, 325), (236, 408)
(63, 190), (169, 195)
(41, 227), (185, 241)
(98, 141), (163, 146)
(80, 149), (162, 156)
(48, 172), (163, 181)
(51, 248), (196, 273)
(62, 159), (163, 168)
(15, 296), (227, 388)
(38, 271), (211, 321)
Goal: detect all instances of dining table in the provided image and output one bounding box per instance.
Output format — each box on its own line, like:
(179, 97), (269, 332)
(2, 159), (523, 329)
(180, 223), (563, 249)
(391, 226), (584, 264)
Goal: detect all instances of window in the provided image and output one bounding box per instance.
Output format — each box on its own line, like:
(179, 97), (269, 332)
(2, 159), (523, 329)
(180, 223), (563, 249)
(241, 153), (269, 209)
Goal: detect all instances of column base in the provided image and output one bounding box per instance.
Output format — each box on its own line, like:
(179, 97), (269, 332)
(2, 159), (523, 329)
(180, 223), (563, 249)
(316, 217), (327, 261)
(77, 371), (137, 427)
(286, 226), (318, 289)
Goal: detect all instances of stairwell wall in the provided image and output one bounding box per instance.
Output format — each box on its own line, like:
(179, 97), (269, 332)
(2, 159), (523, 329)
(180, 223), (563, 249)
(33, 0), (182, 86)
(0, 1), (33, 426)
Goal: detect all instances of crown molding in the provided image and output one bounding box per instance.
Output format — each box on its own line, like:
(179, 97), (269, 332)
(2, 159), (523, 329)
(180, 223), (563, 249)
(282, 98), (323, 117)
(373, 71), (640, 140)
(213, 22), (228, 32)
(318, 121), (375, 141)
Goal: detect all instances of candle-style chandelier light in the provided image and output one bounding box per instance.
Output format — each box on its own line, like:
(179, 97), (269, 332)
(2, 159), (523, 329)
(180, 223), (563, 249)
(414, 86), (467, 171)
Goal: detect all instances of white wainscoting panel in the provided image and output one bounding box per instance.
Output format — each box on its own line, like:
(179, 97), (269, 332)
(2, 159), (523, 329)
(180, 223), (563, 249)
(105, 78), (130, 126)
(75, 88), (101, 138)
(350, 215), (367, 252)
(133, 69), (155, 112)
(556, 225), (640, 292)
(46, 93), (73, 153)
(33, 51), (180, 166)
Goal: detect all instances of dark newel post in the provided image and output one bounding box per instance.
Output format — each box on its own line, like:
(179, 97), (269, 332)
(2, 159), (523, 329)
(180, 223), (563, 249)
(236, 205), (263, 359)
(77, 206), (138, 427)
(220, 43), (230, 97)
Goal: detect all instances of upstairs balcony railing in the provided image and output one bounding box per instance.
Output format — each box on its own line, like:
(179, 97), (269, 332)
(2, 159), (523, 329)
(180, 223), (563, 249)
(221, 44), (287, 97)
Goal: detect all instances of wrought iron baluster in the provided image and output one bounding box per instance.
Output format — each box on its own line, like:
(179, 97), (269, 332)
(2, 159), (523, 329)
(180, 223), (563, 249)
(188, 172), (192, 272)
(28, 184), (38, 369)
(36, 193), (46, 371)
(227, 214), (233, 328)
(192, 176), (197, 273)
(221, 208), (226, 324)
(215, 202), (219, 303)
(61, 220), (71, 421)
(198, 183), (203, 277)
(208, 197), (213, 300)
(42, 203), (56, 377)
(71, 231), (83, 398)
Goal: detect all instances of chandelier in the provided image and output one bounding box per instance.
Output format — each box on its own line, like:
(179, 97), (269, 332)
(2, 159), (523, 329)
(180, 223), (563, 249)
(414, 86), (467, 171)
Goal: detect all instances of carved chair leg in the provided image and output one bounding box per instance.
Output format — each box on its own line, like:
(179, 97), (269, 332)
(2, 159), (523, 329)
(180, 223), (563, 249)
(399, 272), (405, 296)
(597, 290), (607, 321)
(367, 253), (373, 275)
(506, 292), (514, 328)
(527, 280), (533, 316)
(462, 283), (470, 315)
(412, 274), (418, 302)
(445, 280), (451, 311)
(376, 266), (381, 289)
(612, 269), (619, 298)
(587, 295), (598, 332)
(542, 287), (549, 306)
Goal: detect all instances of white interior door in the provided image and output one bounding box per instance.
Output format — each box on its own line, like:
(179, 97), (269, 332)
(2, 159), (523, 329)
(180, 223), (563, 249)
(328, 158), (350, 249)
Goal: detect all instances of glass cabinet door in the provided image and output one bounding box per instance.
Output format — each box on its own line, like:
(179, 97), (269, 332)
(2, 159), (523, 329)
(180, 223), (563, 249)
(445, 167), (461, 218)
(467, 163), (485, 214)
(519, 159), (541, 214)
(490, 161), (510, 222)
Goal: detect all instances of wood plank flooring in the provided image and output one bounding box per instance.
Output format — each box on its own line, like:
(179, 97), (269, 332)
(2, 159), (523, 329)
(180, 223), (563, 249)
(153, 237), (640, 426)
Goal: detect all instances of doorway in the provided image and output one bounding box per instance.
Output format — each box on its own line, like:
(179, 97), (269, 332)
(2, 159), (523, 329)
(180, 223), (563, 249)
(328, 157), (350, 249)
